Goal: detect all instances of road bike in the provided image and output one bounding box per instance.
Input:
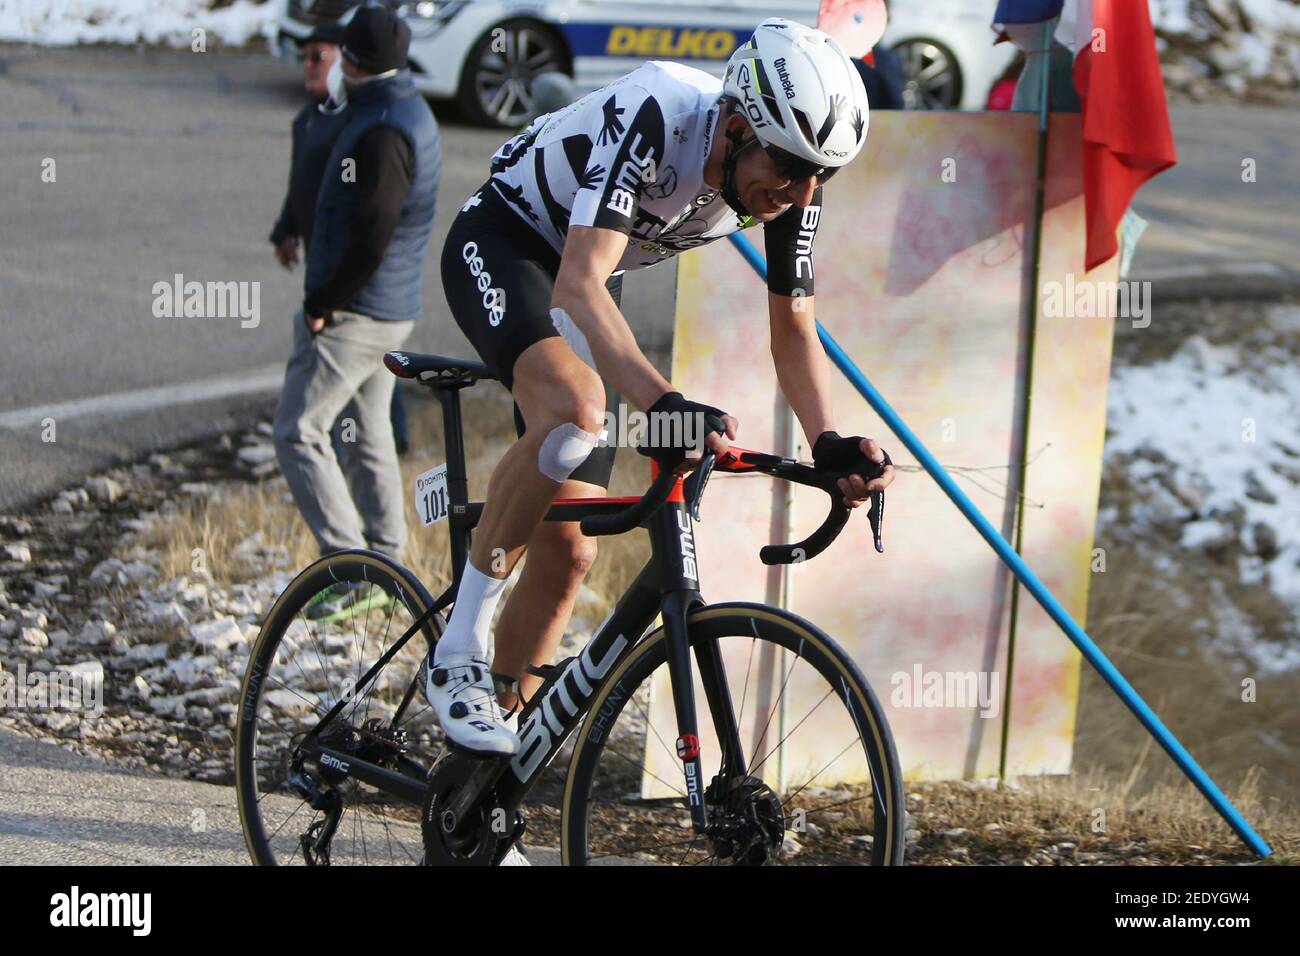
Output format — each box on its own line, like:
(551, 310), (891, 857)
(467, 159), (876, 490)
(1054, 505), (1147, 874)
(235, 351), (904, 865)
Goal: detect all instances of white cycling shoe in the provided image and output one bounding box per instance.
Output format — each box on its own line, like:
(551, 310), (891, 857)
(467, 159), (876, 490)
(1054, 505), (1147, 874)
(497, 843), (532, 866)
(423, 653), (519, 757)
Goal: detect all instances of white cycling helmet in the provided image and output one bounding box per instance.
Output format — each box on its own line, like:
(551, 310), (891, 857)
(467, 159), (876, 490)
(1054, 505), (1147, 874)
(722, 18), (870, 174)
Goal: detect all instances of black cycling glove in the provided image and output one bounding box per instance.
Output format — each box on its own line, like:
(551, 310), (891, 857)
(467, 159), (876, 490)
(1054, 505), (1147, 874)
(636, 392), (728, 468)
(812, 430), (891, 480)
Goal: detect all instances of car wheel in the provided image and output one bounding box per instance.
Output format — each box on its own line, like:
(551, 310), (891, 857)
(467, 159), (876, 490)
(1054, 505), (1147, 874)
(457, 19), (568, 127)
(893, 38), (963, 110)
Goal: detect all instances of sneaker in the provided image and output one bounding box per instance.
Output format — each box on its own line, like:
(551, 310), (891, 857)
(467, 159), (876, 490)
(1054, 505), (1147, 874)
(423, 653), (519, 757)
(497, 843), (531, 866)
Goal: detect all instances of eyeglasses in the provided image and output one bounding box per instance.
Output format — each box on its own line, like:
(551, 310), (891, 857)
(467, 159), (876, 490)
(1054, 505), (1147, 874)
(763, 144), (839, 186)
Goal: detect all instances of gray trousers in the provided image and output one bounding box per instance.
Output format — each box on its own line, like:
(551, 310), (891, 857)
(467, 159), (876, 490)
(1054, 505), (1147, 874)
(273, 310), (415, 563)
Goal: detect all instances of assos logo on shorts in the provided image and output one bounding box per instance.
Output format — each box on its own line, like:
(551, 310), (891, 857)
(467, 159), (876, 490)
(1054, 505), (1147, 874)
(462, 241), (506, 326)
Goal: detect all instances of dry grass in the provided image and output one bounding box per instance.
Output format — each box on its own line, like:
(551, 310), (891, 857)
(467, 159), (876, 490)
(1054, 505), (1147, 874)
(902, 768), (1298, 864)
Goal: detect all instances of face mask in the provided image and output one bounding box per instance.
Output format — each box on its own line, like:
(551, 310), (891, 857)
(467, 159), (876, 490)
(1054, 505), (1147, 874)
(324, 57), (347, 109)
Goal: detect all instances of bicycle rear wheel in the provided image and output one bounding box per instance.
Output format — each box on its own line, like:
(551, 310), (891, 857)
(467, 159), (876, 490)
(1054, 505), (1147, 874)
(235, 550), (444, 865)
(561, 603), (904, 865)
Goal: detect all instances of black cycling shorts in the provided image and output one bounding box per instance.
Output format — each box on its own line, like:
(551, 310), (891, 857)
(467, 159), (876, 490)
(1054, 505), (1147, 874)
(441, 179), (620, 488)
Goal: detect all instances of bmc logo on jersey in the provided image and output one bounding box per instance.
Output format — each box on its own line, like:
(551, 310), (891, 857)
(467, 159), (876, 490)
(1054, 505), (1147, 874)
(795, 205), (821, 280)
(462, 241), (506, 326)
(605, 132), (657, 219)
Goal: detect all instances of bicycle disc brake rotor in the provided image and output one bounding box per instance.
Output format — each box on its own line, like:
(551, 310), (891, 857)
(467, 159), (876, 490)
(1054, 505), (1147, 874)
(421, 752), (500, 866)
(707, 775), (787, 865)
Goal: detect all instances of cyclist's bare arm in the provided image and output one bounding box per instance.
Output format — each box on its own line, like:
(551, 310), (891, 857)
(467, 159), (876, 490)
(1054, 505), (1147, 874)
(768, 291), (894, 502)
(551, 224), (675, 412)
(768, 291), (836, 441)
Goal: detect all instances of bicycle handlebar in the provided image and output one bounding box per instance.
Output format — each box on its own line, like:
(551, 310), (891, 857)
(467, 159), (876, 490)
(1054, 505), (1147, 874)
(579, 445), (886, 563)
(578, 464), (680, 537)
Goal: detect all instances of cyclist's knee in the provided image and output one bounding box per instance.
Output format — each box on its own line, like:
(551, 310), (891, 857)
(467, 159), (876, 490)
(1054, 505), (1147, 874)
(532, 522), (598, 580)
(530, 373), (605, 482)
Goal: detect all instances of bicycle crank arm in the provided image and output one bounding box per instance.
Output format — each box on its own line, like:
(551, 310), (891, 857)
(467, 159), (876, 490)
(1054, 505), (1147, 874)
(440, 753), (508, 835)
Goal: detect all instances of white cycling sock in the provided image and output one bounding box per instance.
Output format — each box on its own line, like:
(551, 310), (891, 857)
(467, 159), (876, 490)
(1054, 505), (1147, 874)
(433, 560), (508, 663)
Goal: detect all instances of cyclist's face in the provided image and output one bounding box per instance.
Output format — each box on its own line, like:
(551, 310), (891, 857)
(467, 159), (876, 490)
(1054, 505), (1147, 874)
(733, 132), (821, 220)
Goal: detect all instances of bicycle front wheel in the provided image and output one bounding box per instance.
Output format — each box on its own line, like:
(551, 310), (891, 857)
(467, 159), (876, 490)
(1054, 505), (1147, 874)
(561, 603), (904, 865)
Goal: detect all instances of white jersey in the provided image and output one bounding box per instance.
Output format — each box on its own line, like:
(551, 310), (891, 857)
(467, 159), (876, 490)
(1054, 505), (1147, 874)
(484, 61), (822, 296)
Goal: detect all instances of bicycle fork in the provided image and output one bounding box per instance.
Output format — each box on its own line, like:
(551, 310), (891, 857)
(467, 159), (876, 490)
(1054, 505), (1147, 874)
(655, 503), (747, 833)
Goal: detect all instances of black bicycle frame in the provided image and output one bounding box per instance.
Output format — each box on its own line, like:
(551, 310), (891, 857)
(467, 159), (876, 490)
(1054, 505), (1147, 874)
(300, 383), (747, 833)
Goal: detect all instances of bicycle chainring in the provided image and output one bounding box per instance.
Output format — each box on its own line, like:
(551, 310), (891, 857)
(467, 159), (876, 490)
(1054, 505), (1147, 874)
(421, 752), (502, 866)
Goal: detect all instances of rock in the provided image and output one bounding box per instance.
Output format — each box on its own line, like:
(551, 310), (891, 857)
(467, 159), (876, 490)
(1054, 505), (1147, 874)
(60, 488), (90, 508)
(189, 617), (244, 652)
(46, 629), (72, 647)
(85, 476), (125, 504)
(79, 619), (117, 643)
(3, 542), (31, 564)
(65, 660), (104, 684)
(89, 559), (125, 586)
(167, 654), (219, 686)
(126, 642), (169, 662)
(147, 695), (187, 718)
(19, 608), (48, 629)
(31, 579), (62, 599)
(237, 443), (277, 466)
(19, 627), (49, 648)
(1249, 522), (1280, 561)
(130, 675), (152, 699)
(50, 498), (74, 515)
(46, 713), (79, 733)
(2, 518), (34, 536)
(781, 833), (803, 857)
(0, 617), (14, 639)
(183, 687), (231, 707)
(143, 601), (188, 629)
(1243, 472), (1277, 505)
(941, 827), (971, 840)
(109, 634), (132, 655)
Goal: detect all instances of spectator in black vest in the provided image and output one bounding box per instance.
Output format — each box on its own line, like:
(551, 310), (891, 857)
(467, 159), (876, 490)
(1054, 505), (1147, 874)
(269, 22), (410, 456)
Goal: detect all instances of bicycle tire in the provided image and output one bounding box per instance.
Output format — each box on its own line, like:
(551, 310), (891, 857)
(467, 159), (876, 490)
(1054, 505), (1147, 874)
(235, 549), (444, 866)
(561, 603), (904, 866)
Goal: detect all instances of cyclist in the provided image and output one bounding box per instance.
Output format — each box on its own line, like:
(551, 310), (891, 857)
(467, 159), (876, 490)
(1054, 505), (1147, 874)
(425, 18), (895, 757)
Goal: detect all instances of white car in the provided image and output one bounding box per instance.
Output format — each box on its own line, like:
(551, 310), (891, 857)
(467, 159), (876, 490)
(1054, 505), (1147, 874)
(273, 1), (1015, 125)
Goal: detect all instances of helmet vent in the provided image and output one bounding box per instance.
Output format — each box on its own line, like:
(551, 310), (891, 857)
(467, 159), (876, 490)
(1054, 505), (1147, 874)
(753, 61), (785, 128)
(791, 108), (816, 148)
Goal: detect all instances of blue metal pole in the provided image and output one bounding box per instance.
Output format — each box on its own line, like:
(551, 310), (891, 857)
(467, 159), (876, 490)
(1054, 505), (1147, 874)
(726, 231), (1272, 857)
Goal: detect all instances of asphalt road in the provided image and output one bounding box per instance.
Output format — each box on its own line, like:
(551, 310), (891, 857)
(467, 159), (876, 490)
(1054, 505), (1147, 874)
(2, 46), (1298, 512)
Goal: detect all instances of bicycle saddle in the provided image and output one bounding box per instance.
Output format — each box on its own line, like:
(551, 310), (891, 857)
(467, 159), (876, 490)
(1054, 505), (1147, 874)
(384, 351), (495, 387)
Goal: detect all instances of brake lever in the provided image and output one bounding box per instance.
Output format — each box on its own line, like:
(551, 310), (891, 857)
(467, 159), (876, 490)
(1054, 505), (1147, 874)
(684, 451), (715, 521)
(867, 489), (885, 553)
